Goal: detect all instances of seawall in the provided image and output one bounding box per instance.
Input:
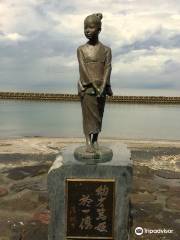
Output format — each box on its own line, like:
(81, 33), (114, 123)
(0, 91), (180, 104)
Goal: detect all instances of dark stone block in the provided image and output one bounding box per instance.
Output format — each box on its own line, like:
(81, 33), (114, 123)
(48, 143), (132, 240)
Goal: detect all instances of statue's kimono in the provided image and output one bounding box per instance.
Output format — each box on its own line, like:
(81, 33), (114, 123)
(77, 41), (112, 135)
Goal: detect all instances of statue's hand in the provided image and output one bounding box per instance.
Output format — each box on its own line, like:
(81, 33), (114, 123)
(92, 82), (105, 97)
(96, 88), (101, 97)
(98, 85), (105, 97)
(92, 84), (100, 96)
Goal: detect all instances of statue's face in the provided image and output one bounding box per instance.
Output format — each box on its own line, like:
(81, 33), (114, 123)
(84, 20), (100, 40)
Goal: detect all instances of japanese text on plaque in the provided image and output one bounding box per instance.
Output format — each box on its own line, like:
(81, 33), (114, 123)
(66, 180), (115, 239)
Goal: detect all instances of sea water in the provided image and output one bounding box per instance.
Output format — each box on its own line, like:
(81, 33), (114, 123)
(0, 100), (180, 140)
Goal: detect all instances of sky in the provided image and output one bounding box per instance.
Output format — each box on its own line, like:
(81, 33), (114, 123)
(0, 0), (180, 96)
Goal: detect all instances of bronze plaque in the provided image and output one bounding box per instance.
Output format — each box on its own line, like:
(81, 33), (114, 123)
(66, 179), (115, 239)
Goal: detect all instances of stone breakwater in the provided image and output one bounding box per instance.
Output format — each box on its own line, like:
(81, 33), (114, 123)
(1, 92), (180, 104)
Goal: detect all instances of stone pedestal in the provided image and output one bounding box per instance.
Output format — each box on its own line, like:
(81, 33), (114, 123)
(48, 143), (132, 240)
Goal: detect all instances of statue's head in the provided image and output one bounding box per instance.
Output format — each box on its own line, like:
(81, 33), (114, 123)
(84, 13), (103, 40)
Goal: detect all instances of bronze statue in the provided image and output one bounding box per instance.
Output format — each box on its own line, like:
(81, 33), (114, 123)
(77, 13), (113, 153)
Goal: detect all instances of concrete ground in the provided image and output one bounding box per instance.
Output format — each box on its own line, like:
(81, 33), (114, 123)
(0, 138), (179, 240)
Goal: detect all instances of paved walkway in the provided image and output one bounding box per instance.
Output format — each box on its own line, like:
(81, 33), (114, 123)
(0, 138), (179, 240)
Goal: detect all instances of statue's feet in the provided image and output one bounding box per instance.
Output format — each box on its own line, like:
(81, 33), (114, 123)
(92, 141), (99, 150)
(86, 144), (95, 153)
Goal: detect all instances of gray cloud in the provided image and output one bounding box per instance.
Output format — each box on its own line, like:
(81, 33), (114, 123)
(112, 71), (176, 90)
(114, 29), (180, 58)
(0, 0), (180, 95)
(164, 59), (180, 74)
(0, 31), (77, 59)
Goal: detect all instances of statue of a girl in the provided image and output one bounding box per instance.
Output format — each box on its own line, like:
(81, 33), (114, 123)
(77, 13), (113, 153)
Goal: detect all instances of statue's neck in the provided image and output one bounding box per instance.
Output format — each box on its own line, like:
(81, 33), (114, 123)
(88, 37), (99, 46)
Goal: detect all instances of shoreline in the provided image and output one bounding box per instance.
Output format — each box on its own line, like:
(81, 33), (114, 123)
(1, 136), (180, 142)
(1, 137), (180, 155)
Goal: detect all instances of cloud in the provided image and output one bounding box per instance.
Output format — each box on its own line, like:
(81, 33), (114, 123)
(0, 0), (180, 95)
(0, 32), (27, 42)
(164, 59), (180, 74)
(113, 28), (180, 58)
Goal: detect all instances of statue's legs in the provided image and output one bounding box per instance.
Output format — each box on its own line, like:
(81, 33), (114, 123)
(92, 133), (99, 150)
(85, 134), (94, 152)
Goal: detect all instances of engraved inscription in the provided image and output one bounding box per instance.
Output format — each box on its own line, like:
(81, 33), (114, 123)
(66, 179), (115, 239)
